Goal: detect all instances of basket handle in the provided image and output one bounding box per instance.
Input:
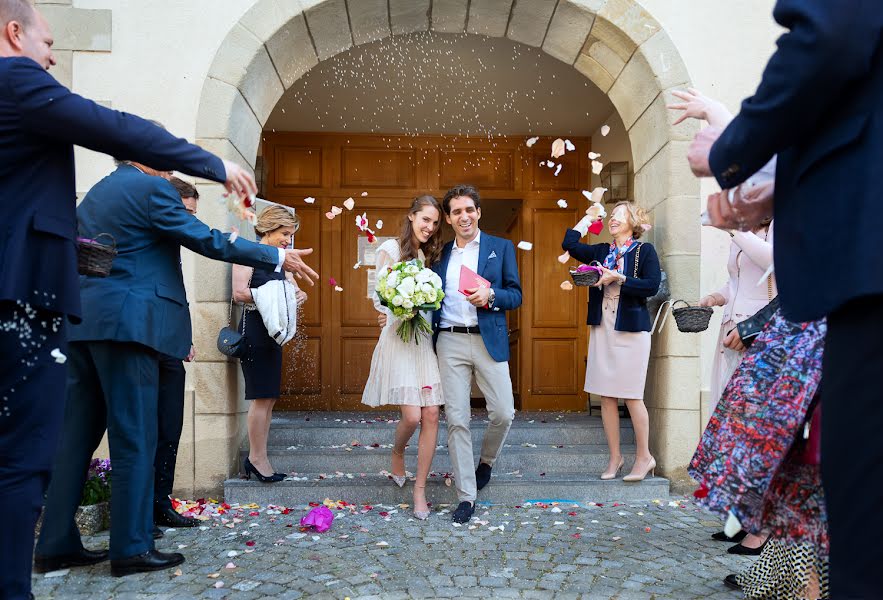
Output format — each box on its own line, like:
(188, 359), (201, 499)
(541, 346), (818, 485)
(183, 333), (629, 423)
(93, 232), (117, 249)
(651, 300), (672, 334)
(589, 260), (603, 268)
(671, 299), (692, 310)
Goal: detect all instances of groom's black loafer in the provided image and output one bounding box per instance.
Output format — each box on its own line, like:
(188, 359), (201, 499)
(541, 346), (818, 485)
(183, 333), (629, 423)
(33, 548), (109, 573)
(475, 462), (492, 491)
(111, 549), (184, 577)
(452, 501), (475, 524)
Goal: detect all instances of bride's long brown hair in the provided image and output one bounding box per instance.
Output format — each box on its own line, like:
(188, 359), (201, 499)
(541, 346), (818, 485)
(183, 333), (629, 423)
(397, 195), (443, 266)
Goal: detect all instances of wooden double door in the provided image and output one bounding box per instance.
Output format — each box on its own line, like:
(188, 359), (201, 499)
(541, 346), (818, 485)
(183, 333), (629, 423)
(262, 132), (593, 411)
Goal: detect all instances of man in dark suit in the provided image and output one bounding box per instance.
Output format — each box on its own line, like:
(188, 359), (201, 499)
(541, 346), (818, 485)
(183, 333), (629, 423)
(431, 184), (522, 524)
(0, 2), (313, 597)
(686, 2), (883, 596)
(152, 177), (199, 531)
(34, 161), (317, 577)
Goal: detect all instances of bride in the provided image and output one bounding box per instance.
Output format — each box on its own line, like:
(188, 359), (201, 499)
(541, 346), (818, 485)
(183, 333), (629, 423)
(362, 195), (445, 519)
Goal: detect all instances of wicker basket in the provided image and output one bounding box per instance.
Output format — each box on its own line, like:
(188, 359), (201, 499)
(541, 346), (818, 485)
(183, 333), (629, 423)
(77, 233), (117, 277)
(671, 300), (713, 333)
(570, 261), (603, 287)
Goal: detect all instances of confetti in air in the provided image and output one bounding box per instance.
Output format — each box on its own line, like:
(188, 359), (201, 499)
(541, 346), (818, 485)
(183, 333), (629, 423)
(588, 152), (601, 160)
(591, 160), (604, 175)
(564, 139), (575, 151)
(601, 125), (611, 136)
(558, 251), (571, 264)
(343, 198), (355, 211)
(551, 138), (566, 158)
(50, 348), (66, 364)
(331, 206), (343, 215)
(554, 164), (563, 176)
(525, 136), (539, 147)
(557, 199), (568, 209)
(375, 220), (383, 229)
(360, 192), (368, 197)
(517, 241), (533, 251)
(304, 197), (316, 204)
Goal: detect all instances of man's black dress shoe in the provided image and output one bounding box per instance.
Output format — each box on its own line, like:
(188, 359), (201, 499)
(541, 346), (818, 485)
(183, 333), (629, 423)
(111, 549), (184, 577)
(724, 574), (742, 590)
(728, 539), (767, 556)
(33, 548), (109, 573)
(152, 525), (164, 539)
(475, 462), (492, 491)
(712, 530), (747, 543)
(155, 506), (199, 528)
(451, 501), (475, 524)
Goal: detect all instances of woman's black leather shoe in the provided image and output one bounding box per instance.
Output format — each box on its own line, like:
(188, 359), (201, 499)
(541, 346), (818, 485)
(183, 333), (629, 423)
(724, 574), (742, 590)
(712, 530), (747, 542)
(243, 457), (284, 482)
(33, 548), (109, 573)
(728, 539), (767, 555)
(111, 549), (184, 577)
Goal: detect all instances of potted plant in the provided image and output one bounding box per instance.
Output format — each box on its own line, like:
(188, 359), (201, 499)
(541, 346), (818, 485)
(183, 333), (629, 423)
(75, 458), (112, 535)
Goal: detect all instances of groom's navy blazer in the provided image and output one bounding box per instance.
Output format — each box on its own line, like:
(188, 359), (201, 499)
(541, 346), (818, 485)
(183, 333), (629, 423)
(708, 0), (883, 322)
(432, 232), (522, 362)
(71, 164), (280, 359)
(0, 56), (227, 322)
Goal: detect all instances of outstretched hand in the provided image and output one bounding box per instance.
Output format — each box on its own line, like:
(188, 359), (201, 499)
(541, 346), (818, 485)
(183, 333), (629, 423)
(221, 159), (257, 201)
(282, 248), (319, 285)
(668, 88), (733, 128)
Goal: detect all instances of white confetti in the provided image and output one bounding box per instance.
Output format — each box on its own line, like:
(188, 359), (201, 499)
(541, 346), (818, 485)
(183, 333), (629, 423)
(557, 251), (570, 264)
(214, 581), (224, 589)
(43, 569), (69, 578)
(353, 261), (362, 269)
(228, 231), (239, 244)
(361, 191), (368, 197)
(50, 348), (66, 364)
(517, 241), (533, 251)
(546, 160), (555, 168)
(592, 160), (604, 175)
(554, 164), (563, 177)
(525, 136), (539, 147)
(304, 196), (316, 204)
(551, 138), (566, 158)
(343, 197), (355, 211)
(227, 551), (239, 557)
(376, 541), (389, 546)
(557, 199), (568, 209)
(375, 220), (383, 229)
(601, 125), (611, 136)
(334, 286), (344, 292)
(331, 205), (343, 215)
(564, 139), (575, 151)
(588, 152), (601, 160)
(550, 507), (563, 513)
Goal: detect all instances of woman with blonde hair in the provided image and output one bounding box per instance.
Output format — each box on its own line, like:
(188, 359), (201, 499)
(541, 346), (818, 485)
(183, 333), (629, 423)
(561, 201), (661, 481)
(232, 204), (306, 482)
(362, 195), (445, 519)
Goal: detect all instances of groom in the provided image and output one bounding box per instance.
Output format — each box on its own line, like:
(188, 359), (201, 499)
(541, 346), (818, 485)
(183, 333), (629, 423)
(433, 184), (522, 523)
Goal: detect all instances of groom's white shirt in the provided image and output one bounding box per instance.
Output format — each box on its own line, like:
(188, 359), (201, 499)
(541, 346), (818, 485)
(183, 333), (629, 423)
(439, 231), (481, 328)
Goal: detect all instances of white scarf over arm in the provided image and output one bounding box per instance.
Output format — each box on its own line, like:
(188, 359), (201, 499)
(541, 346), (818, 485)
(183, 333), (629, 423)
(250, 279), (298, 346)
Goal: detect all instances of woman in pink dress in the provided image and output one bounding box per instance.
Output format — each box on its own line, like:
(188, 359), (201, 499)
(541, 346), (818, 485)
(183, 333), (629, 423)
(562, 202), (661, 482)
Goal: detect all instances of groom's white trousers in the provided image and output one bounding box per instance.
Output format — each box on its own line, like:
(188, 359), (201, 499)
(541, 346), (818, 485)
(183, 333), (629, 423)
(437, 331), (515, 503)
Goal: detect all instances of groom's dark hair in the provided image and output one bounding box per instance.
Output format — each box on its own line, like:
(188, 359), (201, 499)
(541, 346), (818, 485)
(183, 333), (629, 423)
(442, 184), (480, 215)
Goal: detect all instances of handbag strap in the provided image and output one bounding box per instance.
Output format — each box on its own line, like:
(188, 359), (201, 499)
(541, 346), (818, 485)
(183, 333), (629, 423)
(633, 243), (642, 278)
(229, 268), (255, 332)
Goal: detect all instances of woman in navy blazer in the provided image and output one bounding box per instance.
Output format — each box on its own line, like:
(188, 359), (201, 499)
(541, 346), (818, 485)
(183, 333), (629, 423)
(562, 202), (661, 483)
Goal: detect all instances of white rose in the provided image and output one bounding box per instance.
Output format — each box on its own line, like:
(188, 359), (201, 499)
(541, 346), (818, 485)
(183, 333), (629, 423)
(386, 271), (400, 288)
(415, 269), (433, 284)
(430, 273), (442, 289)
(398, 276), (416, 297)
(402, 299), (414, 309)
(405, 264), (420, 276)
(424, 288), (437, 303)
(391, 295), (404, 306)
(421, 282), (434, 293)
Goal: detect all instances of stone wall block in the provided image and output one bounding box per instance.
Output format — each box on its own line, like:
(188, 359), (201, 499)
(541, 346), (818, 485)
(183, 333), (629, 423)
(574, 52), (614, 92)
(266, 14), (320, 89)
(506, 0), (557, 47)
(542, 1), (600, 65)
(239, 0), (307, 41)
(633, 141), (699, 211)
(431, 0), (469, 33)
(192, 302), (231, 363)
(467, 0), (514, 38)
(346, 0), (391, 45)
(629, 93), (698, 172)
(304, 0), (353, 61)
(196, 79), (262, 166)
(39, 6), (111, 51)
(389, 0), (430, 35)
(193, 413), (242, 496)
(648, 407), (701, 474)
(193, 361), (241, 415)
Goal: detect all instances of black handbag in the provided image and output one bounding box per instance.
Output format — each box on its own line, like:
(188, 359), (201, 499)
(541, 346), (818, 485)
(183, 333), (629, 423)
(736, 296), (780, 348)
(217, 272), (252, 358)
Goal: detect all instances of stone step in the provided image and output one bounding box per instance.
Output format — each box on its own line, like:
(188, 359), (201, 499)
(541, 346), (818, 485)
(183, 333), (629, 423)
(224, 473), (669, 506)
(240, 444), (640, 474)
(266, 411), (634, 446)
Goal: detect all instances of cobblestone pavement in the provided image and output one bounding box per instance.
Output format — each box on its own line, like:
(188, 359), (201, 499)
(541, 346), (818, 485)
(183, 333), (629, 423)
(32, 496), (751, 599)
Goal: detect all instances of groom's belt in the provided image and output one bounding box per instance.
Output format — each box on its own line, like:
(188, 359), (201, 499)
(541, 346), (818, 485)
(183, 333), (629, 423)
(438, 325), (481, 334)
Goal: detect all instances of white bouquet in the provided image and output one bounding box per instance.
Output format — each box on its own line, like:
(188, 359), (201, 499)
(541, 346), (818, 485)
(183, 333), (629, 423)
(376, 259), (445, 343)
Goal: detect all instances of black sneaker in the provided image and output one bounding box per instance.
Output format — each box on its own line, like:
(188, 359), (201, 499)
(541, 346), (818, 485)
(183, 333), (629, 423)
(451, 501), (475, 524)
(475, 462), (492, 491)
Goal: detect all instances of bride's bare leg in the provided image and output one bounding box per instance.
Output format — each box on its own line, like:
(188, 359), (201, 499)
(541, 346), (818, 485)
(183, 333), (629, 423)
(413, 405), (439, 514)
(392, 406), (420, 476)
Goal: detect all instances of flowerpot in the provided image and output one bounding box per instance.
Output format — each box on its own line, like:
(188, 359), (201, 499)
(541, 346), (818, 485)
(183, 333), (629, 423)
(74, 502), (110, 535)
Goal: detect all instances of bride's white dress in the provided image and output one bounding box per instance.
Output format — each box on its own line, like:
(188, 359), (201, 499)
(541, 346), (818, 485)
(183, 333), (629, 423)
(361, 239), (444, 407)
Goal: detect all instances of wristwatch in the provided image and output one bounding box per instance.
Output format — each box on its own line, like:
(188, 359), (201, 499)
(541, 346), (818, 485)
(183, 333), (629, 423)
(487, 288), (496, 308)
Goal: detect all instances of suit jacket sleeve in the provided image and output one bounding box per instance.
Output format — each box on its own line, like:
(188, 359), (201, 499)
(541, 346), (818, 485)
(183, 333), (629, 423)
(490, 240), (522, 311)
(9, 58), (225, 182)
(148, 182), (279, 270)
(621, 243), (661, 299)
(561, 229), (606, 264)
(709, 0), (881, 188)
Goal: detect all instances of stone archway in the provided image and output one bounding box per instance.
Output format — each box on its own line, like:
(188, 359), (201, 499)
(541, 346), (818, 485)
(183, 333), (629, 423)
(190, 0), (702, 492)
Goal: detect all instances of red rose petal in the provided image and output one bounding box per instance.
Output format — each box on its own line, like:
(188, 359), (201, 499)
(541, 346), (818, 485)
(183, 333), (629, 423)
(245, 540), (255, 547)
